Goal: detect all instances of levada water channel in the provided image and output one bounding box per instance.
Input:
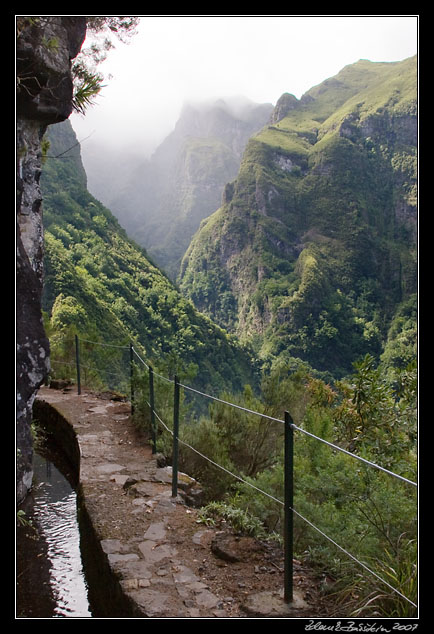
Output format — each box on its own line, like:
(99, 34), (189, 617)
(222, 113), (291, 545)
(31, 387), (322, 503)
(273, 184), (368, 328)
(16, 427), (93, 618)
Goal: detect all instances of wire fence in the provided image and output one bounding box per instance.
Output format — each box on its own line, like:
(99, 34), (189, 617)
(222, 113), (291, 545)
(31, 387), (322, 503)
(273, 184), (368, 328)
(50, 334), (132, 395)
(49, 335), (418, 613)
(131, 347), (417, 485)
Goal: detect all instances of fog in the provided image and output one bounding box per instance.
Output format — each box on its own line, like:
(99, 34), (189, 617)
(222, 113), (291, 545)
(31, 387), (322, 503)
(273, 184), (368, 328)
(70, 15), (418, 171)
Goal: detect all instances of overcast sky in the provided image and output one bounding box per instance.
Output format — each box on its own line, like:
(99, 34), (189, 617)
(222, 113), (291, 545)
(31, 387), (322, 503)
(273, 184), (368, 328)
(71, 15), (418, 161)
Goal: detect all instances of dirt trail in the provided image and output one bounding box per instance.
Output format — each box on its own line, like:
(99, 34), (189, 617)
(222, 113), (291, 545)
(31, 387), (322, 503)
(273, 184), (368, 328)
(32, 385), (331, 619)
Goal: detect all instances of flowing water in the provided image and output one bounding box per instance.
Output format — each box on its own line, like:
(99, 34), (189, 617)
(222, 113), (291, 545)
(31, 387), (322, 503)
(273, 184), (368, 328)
(16, 448), (92, 618)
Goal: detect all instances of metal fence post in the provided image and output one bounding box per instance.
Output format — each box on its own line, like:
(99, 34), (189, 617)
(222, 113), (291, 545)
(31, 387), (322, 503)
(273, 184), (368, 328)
(130, 343), (135, 415)
(75, 334), (81, 395)
(172, 375), (180, 497)
(284, 411), (294, 603)
(149, 365), (157, 454)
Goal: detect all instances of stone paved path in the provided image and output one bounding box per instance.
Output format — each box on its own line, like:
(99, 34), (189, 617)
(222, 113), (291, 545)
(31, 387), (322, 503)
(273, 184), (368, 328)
(33, 386), (326, 619)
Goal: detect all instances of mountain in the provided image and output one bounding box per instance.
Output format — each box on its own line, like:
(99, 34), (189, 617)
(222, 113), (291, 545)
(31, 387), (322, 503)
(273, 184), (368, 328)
(85, 97), (273, 279)
(40, 120), (258, 395)
(179, 57), (417, 378)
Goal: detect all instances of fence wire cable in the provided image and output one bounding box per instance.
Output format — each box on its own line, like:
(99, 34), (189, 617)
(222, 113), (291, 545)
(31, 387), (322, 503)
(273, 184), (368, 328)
(73, 337), (417, 607)
(291, 423), (417, 487)
(145, 400), (287, 506)
(289, 506), (417, 608)
(179, 382), (416, 488)
(146, 399), (417, 609)
(81, 339), (416, 486)
(179, 381), (285, 424)
(79, 338), (130, 349)
(144, 399), (172, 436)
(131, 346), (149, 369)
(132, 347), (174, 385)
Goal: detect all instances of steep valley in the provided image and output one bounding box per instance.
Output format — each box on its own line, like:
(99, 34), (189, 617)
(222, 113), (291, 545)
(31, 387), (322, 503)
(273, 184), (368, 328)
(81, 97), (273, 280)
(42, 55), (417, 390)
(17, 20), (418, 618)
(15, 16), (420, 629)
(40, 120), (259, 397)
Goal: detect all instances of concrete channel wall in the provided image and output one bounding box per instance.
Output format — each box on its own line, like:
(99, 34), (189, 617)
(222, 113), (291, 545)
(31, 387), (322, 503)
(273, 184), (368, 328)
(32, 388), (244, 618)
(33, 396), (141, 617)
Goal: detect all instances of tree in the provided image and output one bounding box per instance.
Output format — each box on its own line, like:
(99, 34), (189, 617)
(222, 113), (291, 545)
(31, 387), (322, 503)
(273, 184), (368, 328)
(16, 16), (139, 115)
(71, 17), (139, 114)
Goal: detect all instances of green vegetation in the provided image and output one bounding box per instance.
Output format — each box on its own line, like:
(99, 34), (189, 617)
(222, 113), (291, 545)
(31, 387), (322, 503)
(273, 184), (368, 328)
(41, 120), (258, 396)
(72, 17), (139, 114)
(172, 58), (418, 616)
(197, 502), (267, 539)
(180, 56), (417, 379)
(132, 353), (417, 617)
(39, 57), (417, 618)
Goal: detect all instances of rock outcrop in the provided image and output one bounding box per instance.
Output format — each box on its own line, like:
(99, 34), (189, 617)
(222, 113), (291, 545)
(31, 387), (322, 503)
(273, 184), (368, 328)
(16, 17), (86, 502)
(270, 92), (299, 124)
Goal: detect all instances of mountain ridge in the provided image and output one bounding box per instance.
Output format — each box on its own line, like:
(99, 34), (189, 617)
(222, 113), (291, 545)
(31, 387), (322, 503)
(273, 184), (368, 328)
(179, 56), (417, 378)
(81, 97), (273, 279)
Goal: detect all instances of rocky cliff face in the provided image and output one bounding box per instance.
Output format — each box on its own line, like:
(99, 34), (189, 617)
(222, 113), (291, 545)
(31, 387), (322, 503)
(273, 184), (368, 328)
(179, 57), (417, 377)
(16, 17), (86, 502)
(93, 98), (273, 279)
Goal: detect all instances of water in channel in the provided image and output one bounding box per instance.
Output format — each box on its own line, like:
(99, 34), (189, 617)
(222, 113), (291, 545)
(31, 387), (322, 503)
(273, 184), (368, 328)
(17, 447), (92, 618)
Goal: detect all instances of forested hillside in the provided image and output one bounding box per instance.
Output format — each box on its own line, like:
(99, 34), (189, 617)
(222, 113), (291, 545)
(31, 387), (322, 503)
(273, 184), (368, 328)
(40, 120), (258, 395)
(180, 57), (417, 379)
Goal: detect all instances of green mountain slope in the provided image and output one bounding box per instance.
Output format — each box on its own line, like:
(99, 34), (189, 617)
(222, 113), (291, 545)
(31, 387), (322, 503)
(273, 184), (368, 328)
(97, 98), (273, 279)
(179, 57), (417, 378)
(40, 120), (258, 394)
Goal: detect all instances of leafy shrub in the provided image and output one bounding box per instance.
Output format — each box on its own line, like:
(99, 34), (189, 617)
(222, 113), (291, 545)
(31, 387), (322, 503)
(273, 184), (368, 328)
(197, 501), (267, 538)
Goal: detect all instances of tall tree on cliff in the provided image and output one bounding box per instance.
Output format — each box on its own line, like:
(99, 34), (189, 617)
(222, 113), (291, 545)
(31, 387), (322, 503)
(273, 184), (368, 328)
(16, 16), (138, 502)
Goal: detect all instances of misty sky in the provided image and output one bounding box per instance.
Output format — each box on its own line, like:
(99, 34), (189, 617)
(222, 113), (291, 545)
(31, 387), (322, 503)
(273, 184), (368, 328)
(71, 15), (418, 162)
